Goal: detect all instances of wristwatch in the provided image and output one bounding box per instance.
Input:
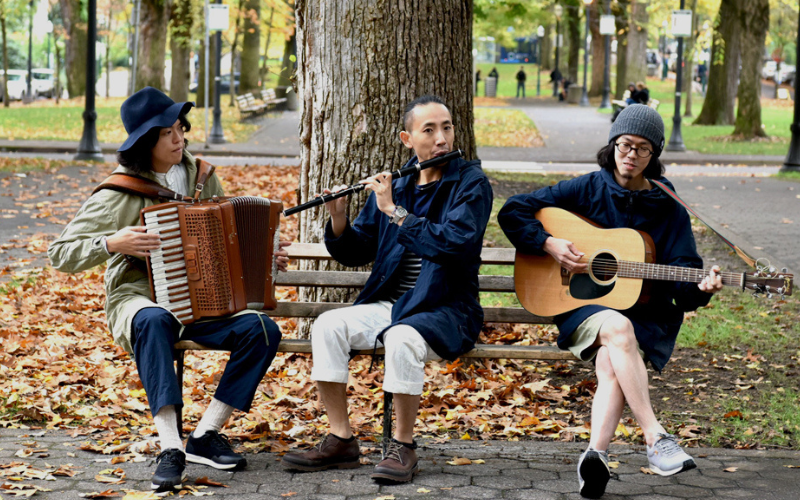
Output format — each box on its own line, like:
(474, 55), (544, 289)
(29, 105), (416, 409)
(389, 205), (408, 225)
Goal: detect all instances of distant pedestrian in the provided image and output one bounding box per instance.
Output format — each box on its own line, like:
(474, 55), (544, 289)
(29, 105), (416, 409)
(488, 67), (499, 81)
(475, 69), (481, 96)
(697, 62), (707, 94)
(516, 66), (527, 98)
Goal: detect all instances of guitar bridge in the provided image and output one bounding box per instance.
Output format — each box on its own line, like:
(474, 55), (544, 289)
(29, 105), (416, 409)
(561, 266), (570, 286)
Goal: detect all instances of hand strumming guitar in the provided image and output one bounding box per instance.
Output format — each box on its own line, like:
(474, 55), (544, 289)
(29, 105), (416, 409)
(543, 236), (587, 273)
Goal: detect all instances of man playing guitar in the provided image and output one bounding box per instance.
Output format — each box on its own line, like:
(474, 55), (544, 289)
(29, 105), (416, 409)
(498, 104), (723, 498)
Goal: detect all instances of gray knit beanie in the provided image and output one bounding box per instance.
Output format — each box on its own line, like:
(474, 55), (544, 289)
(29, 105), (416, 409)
(608, 104), (665, 158)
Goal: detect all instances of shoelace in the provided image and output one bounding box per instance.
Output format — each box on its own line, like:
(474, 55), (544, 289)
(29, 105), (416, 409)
(383, 440), (405, 464)
(156, 449), (183, 466)
(317, 434), (335, 452)
(204, 432), (234, 453)
(654, 433), (683, 457)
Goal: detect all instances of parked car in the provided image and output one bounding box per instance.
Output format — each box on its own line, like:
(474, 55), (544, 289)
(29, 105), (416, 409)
(189, 72), (240, 94)
(762, 61), (795, 83)
(0, 70), (28, 101)
(31, 68), (55, 98)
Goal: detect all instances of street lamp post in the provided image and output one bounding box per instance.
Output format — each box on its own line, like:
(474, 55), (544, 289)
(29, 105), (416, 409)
(666, 1), (687, 152)
(599, 0), (611, 109)
(660, 20), (668, 82)
(209, 0), (226, 144)
(580, 0), (592, 106)
(553, 4), (563, 98)
(780, 6), (800, 173)
(26, 0), (33, 102)
(74, 0), (104, 162)
(537, 25), (544, 96)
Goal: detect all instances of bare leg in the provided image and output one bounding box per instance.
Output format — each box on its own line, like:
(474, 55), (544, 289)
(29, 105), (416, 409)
(588, 346), (625, 451)
(596, 316), (666, 447)
(317, 381), (352, 439)
(393, 393), (421, 444)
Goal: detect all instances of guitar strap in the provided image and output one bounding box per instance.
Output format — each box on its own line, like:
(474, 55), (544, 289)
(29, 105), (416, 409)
(92, 173), (191, 201)
(650, 178), (757, 268)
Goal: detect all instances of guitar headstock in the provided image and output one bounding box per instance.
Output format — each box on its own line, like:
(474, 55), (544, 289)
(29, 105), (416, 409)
(744, 267), (793, 299)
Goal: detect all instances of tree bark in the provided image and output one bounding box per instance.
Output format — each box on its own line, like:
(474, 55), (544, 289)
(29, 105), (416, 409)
(683, 0), (698, 117)
(732, 0), (769, 138)
(239, 0), (259, 94)
(625, 0), (648, 85)
(588, 1), (603, 97)
(566, 0), (580, 83)
(195, 36), (216, 108)
(59, 0), (87, 97)
(136, 0), (169, 91)
(1, 11), (8, 107)
(260, 5), (274, 89)
(540, 24), (552, 71)
(169, 0), (192, 101)
(614, 0), (629, 99)
(294, 0), (475, 328)
(694, 0), (740, 125)
(228, 0), (244, 107)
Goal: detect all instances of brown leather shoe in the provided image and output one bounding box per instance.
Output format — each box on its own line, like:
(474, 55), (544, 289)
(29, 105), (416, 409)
(371, 439), (419, 483)
(281, 434), (360, 472)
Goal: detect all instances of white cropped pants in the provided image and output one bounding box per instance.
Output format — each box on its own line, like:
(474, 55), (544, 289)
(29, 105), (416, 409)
(310, 301), (439, 395)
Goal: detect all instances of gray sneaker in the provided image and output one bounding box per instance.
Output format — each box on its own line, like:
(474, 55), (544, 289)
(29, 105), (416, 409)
(577, 447), (610, 498)
(647, 433), (697, 476)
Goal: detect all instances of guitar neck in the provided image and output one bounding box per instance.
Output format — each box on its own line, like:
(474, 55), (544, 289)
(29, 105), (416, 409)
(618, 261), (741, 288)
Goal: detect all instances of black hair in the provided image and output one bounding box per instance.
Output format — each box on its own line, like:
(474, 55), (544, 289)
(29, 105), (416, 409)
(403, 95), (448, 130)
(116, 114), (192, 175)
(596, 141), (665, 180)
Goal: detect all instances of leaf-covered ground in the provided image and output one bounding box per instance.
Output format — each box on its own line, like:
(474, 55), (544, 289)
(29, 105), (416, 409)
(0, 164), (798, 465)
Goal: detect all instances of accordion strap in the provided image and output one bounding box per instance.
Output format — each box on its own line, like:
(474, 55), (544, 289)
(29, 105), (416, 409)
(93, 173), (191, 201)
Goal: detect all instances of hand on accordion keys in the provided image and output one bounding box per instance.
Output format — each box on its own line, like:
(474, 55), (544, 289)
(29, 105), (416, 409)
(274, 240), (291, 273)
(106, 226), (162, 257)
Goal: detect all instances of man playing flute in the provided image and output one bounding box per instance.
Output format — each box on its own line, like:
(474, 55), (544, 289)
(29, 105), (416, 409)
(281, 95), (493, 483)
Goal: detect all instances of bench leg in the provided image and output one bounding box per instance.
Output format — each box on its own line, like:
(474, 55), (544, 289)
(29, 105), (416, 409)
(382, 391), (393, 457)
(176, 350), (185, 438)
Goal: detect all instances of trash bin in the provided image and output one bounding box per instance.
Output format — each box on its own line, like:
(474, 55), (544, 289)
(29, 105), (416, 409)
(567, 84), (582, 104)
(485, 77), (497, 98)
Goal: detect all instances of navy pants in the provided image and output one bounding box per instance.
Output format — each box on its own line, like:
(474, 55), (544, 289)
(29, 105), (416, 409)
(132, 307), (281, 417)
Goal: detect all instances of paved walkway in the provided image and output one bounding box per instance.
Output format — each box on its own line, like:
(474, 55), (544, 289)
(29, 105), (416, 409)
(2, 429), (800, 499)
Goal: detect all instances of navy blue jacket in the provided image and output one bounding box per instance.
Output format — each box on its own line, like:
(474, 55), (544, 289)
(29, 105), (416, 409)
(324, 156), (493, 360)
(497, 168), (712, 371)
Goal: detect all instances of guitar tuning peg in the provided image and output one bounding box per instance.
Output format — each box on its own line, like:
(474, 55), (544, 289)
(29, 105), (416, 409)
(781, 268), (788, 274)
(767, 293), (773, 299)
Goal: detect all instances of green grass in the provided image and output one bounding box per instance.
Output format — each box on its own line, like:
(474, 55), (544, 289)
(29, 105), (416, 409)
(475, 63), (545, 98)
(776, 170), (800, 182)
(474, 108), (540, 148)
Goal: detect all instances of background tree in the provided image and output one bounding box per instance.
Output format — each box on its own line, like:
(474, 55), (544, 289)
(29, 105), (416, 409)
(59, 0), (87, 97)
(169, 0), (193, 101)
(540, 23), (552, 70)
(613, 0), (629, 98)
(294, 0), (475, 321)
(625, 0), (648, 85)
(566, 0), (580, 83)
(732, 0), (769, 138)
(239, 0), (259, 93)
(695, 0), (740, 125)
(135, 0), (169, 90)
(683, 0), (699, 117)
(0, 0), (27, 105)
(588, 0), (603, 97)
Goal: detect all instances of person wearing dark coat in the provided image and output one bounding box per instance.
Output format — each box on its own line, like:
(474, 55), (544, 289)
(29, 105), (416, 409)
(282, 95), (493, 484)
(498, 105), (723, 498)
(516, 66), (527, 98)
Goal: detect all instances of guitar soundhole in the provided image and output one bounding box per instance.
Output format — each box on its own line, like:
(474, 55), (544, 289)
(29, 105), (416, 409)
(591, 252), (618, 282)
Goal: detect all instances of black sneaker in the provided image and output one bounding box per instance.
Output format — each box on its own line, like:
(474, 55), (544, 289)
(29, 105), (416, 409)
(186, 430), (247, 470)
(151, 448), (186, 491)
(577, 447), (610, 499)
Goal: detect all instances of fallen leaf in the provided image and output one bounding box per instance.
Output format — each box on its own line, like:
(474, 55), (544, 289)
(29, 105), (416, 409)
(447, 457), (472, 466)
(79, 490), (121, 499)
(724, 467), (738, 473)
(280, 493), (297, 498)
(608, 461), (619, 469)
(195, 477), (227, 488)
(417, 487), (432, 493)
(640, 467), (656, 475)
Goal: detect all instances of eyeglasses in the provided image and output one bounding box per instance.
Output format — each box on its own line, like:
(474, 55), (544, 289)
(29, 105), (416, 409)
(615, 142), (653, 158)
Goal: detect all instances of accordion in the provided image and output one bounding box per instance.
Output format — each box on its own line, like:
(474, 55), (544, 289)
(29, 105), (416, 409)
(140, 196), (282, 325)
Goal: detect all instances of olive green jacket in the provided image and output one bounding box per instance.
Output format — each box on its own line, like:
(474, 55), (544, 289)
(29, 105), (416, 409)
(48, 151), (225, 354)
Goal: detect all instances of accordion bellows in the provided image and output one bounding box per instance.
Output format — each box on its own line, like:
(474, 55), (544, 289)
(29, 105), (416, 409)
(140, 196), (282, 325)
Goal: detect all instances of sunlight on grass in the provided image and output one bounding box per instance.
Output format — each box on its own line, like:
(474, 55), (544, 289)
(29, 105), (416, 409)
(474, 108), (543, 148)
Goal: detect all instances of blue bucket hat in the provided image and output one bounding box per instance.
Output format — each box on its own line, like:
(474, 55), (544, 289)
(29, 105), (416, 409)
(117, 87), (194, 152)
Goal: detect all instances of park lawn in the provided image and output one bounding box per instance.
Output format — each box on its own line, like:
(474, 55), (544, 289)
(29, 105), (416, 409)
(475, 62), (546, 98)
(482, 171), (800, 450)
(0, 96), (258, 144)
(474, 107), (543, 148)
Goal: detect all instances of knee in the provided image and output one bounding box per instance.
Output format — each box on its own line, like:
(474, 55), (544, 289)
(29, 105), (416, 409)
(132, 308), (178, 345)
(241, 314), (281, 349)
(311, 311), (347, 343)
(594, 346), (616, 381)
(601, 316), (637, 352)
(384, 327), (427, 364)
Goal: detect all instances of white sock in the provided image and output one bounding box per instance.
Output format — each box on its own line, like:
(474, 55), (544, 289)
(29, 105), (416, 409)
(154, 405), (184, 451)
(192, 398), (234, 438)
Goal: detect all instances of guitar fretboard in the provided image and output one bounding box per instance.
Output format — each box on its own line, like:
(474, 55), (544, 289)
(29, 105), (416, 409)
(617, 261), (741, 287)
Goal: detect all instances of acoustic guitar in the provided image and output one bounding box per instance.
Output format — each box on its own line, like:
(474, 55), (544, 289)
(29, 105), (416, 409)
(514, 207), (794, 317)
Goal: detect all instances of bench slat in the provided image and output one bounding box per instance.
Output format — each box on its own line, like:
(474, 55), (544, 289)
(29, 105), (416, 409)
(276, 270), (515, 292)
(270, 301), (551, 324)
(285, 243), (516, 265)
(175, 338), (574, 360)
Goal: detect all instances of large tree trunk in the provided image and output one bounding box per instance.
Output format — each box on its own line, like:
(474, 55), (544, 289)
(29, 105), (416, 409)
(169, 0), (192, 101)
(260, 6), (275, 90)
(239, 0), (259, 94)
(540, 24), (552, 71)
(59, 0), (87, 97)
(567, 1), (580, 83)
(694, 0), (740, 125)
(614, 0), (629, 98)
(1, 13), (8, 107)
(295, 0), (475, 327)
(625, 0), (648, 85)
(195, 36), (216, 108)
(732, 0), (768, 138)
(588, 1), (603, 97)
(136, 0), (169, 91)
(683, 0), (698, 117)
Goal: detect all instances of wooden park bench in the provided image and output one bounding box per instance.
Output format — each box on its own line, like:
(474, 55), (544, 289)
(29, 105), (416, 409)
(260, 88), (288, 108)
(174, 243), (575, 450)
(235, 92), (268, 118)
